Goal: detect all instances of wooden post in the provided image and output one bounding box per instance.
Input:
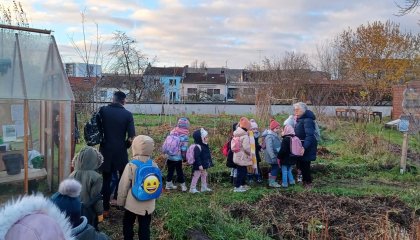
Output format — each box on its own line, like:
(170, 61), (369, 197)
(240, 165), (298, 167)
(23, 100), (29, 193)
(400, 132), (408, 174)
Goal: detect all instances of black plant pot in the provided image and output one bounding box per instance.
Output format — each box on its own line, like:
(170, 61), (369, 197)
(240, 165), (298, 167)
(2, 154), (23, 175)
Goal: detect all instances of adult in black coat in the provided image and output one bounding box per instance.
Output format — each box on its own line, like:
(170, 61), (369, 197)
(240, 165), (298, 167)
(98, 91), (135, 213)
(293, 102), (318, 186)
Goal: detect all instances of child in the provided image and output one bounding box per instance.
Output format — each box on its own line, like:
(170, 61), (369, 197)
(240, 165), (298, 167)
(249, 119), (263, 183)
(0, 194), (73, 240)
(277, 124), (298, 188)
(189, 128), (213, 193)
(233, 117), (253, 192)
(226, 123), (239, 186)
(69, 146), (104, 229)
(118, 135), (158, 240)
(262, 119), (282, 188)
(164, 117), (190, 191)
(51, 179), (110, 240)
(284, 115), (302, 183)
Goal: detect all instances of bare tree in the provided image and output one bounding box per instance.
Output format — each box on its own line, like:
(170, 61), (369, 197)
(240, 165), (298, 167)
(316, 38), (343, 80)
(395, 0), (419, 15)
(0, 1), (29, 27)
(109, 31), (150, 102)
(199, 61), (207, 69)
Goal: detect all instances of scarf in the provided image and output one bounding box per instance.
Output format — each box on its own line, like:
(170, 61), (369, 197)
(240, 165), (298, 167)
(248, 131), (258, 174)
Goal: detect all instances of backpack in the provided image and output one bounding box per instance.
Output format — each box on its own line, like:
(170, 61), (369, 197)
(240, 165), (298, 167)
(131, 159), (162, 201)
(84, 107), (103, 146)
(289, 136), (304, 157)
(230, 136), (241, 153)
(314, 121), (321, 142)
(221, 140), (230, 157)
(186, 144), (202, 165)
(161, 134), (181, 156)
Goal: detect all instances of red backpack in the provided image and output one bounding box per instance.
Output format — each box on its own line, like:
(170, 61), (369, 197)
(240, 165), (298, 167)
(221, 140), (230, 157)
(289, 136), (304, 157)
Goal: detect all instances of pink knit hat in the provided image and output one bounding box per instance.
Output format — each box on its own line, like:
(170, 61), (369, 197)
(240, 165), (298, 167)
(269, 119), (280, 130)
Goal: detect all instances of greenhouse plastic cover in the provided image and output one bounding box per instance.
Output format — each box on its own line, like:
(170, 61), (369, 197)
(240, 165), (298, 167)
(0, 30), (74, 101)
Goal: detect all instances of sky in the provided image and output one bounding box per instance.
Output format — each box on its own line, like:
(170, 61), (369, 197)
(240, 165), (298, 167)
(3, 0), (419, 70)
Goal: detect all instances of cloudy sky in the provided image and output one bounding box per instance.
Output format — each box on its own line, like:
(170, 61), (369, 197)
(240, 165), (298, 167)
(5, 0), (419, 69)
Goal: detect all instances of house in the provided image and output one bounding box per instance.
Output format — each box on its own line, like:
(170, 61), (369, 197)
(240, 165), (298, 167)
(182, 72), (226, 102)
(68, 76), (98, 102)
(65, 62), (102, 77)
(95, 74), (131, 102)
(143, 66), (185, 102)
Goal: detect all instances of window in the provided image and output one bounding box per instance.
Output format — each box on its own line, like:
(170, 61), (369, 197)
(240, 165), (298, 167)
(228, 88), (237, 99)
(206, 89), (221, 97)
(243, 88), (255, 95)
(169, 79), (176, 86)
(170, 92), (176, 101)
(100, 90), (107, 98)
(187, 88), (197, 94)
(154, 79), (160, 85)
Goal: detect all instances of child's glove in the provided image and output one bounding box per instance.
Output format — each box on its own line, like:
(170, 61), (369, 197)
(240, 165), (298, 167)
(98, 214), (104, 223)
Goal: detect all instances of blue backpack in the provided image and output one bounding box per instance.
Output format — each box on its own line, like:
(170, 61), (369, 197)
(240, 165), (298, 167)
(131, 159), (162, 201)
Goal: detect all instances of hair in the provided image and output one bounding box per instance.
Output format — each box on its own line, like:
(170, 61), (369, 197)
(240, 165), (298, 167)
(113, 91), (127, 104)
(293, 102), (307, 112)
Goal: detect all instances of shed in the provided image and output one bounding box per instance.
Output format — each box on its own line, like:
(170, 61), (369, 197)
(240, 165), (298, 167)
(0, 25), (75, 195)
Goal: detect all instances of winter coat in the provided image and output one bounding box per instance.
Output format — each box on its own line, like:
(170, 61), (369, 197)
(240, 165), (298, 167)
(294, 110), (318, 161)
(255, 137), (262, 163)
(232, 127), (253, 166)
(117, 135), (157, 216)
(69, 147), (103, 226)
(263, 130), (282, 164)
(277, 134), (298, 166)
(192, 129), (213, 170)
(71, 216), (109, 240)
(99, 103), (136, 172)
(0, 194), (74, 240)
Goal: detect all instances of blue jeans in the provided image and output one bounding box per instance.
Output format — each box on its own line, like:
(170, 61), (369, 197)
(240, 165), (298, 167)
(281, 165), (295, 187)
(271, 163), (280, 178)
(235, 166), (247, 188)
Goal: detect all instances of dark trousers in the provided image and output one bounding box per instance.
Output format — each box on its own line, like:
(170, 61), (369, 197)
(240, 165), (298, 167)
(102, 169), (124, 211)
(300, 160), (312, 184)
(235, 166), (247, 188)
(166, 160), (185, 183)
(123, 210), (152, 240)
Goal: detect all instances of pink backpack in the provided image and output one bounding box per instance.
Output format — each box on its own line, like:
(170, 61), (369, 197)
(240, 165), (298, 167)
(161, 134), (181, 156)
(289, 136), (304, 157)
(186, 144), (201, 165)
(230, 137), (241, 153)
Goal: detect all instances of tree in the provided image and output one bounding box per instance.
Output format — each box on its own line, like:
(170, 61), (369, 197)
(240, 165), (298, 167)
(109, 31), (150, 102)
(395, 0), (419, 16)
(316, 39), (343, 80)
(337, 20), (420, 106)
(0, 1), (29, 27)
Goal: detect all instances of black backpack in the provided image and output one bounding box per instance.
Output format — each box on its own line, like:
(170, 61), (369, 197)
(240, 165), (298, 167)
(84, 107), (104, 146)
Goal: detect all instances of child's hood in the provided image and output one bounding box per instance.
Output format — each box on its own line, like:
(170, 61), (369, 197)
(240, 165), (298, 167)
(261, 129), (269, 137)
(132, 135), (155, 157)
(233, 127), (248, 137)
(193, 129), (204, 145)
(73, 147), (103, 171)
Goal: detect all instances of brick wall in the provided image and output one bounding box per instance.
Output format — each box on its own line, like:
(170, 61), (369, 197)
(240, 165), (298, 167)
(392, 85), (406, 120)
(392, 81), (420, 120)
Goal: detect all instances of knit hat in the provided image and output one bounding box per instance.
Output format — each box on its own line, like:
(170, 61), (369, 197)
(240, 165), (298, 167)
(177, 117), (190, 129)
(239, 117), (251, 130)
(51, 179), (82, 228)
(132, 135), (155, 157)
(200, 128), (208, 144)
(269, 119), (280, 130)
(250, 119), (258, 130)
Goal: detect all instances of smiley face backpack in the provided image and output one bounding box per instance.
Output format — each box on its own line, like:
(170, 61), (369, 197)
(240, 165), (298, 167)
(131, 159), (163, 201)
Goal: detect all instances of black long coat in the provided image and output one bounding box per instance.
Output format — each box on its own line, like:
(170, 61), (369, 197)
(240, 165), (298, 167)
(98, 103), (135, 172)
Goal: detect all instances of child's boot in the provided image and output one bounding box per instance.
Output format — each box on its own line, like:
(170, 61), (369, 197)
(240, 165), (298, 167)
(180, 183), (188, 192)
(165, 181), (177, 190)
(189, 188), (200, 194)
(269, 176), (281, 188)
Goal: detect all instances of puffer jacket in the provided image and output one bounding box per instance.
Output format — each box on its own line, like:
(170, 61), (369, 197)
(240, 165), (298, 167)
(192, 129), (213, 170)
(71, 216), (109, 240)
(0, 194), (74, 240)
(232, 127), (252, 166)
(294, 110), (318, 161)
(69, 147), (103, 226)
(117, 135), (158, 216)
(262, 130), (282, 164)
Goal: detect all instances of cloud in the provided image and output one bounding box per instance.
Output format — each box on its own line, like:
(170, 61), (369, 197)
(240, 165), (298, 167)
(15, 0), (420, 69)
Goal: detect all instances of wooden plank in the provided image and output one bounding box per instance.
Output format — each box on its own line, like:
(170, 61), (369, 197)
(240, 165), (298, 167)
(0, 168), (47, 184)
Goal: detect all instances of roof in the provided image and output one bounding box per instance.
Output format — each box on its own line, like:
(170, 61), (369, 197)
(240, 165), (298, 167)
(98, 74), (141, 89)
(143, 66), (184, 77)
(68, 77), (98, 91)
(183, 73), (226, 84)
